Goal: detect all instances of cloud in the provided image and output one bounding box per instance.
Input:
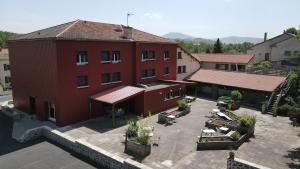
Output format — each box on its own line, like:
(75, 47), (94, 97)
(143, 13), (163, 20)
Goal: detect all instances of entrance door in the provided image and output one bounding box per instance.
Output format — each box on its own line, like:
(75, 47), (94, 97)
(48, 103), (56, 122)
(29, 96), (36, 115)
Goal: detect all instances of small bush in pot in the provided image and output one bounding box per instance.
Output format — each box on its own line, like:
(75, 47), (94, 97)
(127, 119), (138, 138)
(178, 99), (188, 111)
(230, 131), (241, 141)
(231, 90), (242, 101)
(237, 115), (256, 129)
(136, 132), (151, 145)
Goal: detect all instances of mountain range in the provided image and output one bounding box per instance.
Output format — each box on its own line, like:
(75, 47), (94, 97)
(162, 32), (263, 44)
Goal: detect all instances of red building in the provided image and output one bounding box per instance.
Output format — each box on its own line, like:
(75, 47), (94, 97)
(9, 20), (187, 126)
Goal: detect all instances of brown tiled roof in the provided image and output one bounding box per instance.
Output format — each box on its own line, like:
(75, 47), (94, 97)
(0, 48), (9, 59)
(187, 69), (286, 92)
(12, 20), (175, 43)
(192, 53), (253, 64)
(91, 86), (145, 104)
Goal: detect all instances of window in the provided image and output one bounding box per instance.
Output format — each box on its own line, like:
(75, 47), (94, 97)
(164, 90), (181, 101)
(101, 51), (110, 63)
(177, 52), (182, 59)
(142, 50), (155, 61)
(293, 51), (300, 57)
(284, 51), (292, 57)
(216, 64), (228, 70)
(177, 66), (182, 74)
(141, 69), (155, 78)
(76, 51), (88, 65)
(101, 73), (110, 84)
(182, 66), (186, 73)
(5, 76), (11, 83)
(164, 67), (169, 75)
(164, 51), (170, 60)
(165, 93), (171, 100)
(112, 51), (121, 63)
(48, 103), (56, 122)
(112, 72), (121, 82)
(77, 76), (88, 88)
(177, 66), (186, 74)
(3, 64), (10, 71)
(265, 53), (270, 61)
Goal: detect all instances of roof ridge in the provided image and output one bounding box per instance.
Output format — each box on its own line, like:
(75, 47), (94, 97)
(56, 19), (80, 38)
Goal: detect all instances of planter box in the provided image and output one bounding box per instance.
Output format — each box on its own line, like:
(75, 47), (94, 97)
(197, 128), (254, 150)
(126, 139), (151, 157)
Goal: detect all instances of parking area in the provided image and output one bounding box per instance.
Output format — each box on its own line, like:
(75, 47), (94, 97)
(59, 98), (300, 169)
(0, 113), (100, 169)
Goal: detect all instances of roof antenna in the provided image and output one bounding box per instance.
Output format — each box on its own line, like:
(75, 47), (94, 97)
(127, 12), (134, 26)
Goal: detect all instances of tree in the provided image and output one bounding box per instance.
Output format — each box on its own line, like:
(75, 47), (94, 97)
(0, 31), (18, 48)
(205, 47), (211, 53)
(213, 38), (223, 53)
(284, 27), (298, 35)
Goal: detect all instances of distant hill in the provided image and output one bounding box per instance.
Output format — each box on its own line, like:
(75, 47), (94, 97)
(163, 32), (195, 40)
(162, 32), (263, 44)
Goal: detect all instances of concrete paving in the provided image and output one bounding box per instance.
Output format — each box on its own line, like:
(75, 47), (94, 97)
(0, 113), (100, 169)
(59, 98), (300, 169)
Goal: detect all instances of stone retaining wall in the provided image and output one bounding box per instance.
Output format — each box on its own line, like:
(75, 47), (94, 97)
(227, 152), (271, 169)
(19, 126), (152, 169)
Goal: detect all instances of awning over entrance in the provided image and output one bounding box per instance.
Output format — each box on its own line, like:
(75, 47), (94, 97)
(91, 86), (145, 104)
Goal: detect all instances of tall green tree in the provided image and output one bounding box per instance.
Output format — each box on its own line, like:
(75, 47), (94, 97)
(213, 38), (223, 53)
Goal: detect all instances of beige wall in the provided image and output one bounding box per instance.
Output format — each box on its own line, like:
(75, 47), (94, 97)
(0, 58), (11, 89)
(247, 34), (298, 64)
(176, 47), (200, 80)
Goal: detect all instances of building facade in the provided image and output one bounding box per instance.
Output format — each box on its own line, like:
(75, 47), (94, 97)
(176, 47), (200, 80)
(9, 20), (185, 126)
(247, 33), (300, 65)
(192, 53), (253, 72)
(0, 48), (11, 91)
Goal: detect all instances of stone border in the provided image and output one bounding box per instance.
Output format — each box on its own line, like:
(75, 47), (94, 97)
(227, 152), (271, 169)
(18, 126), (152, 169)
(126, 139), (151, 157)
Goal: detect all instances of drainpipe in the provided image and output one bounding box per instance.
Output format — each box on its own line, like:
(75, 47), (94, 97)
(236, 64), (238, 72)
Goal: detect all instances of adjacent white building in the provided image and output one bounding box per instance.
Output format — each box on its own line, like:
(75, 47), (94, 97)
(176, 46), (200, 80)
(0, 48), (11, 91)
(247, 33), (300, 65)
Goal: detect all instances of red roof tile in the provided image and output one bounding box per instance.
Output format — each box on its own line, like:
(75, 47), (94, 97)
(187, 69), (286, 92)
(12, 20), (175, 44)
(91, 86), (145, 104)
(192, 53), (253, 64)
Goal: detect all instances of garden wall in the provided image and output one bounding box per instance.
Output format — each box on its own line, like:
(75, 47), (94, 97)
(227, 153), (271, 169)
(19, 126), (152, 169)
(126, 140), (151, 157)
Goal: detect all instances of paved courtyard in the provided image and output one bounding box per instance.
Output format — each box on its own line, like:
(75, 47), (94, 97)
(59, 98), (300, 169)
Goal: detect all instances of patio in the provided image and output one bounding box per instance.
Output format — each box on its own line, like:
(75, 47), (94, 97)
(58, 98), (300, 169)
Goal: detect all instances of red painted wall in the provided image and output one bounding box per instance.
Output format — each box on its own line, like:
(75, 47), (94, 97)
(143, 84), (185, 116)
(9, 39), (177, 126)
(8, 40), (59, 121)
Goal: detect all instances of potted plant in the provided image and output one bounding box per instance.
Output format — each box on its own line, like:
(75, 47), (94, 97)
(231, 90), (242, 110)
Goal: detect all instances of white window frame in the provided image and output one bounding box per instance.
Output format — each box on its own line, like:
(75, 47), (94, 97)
(164, 51), (170, 60)
(48, 103), (56, 122)
(76, 52), (88, 65)
(112, 51), (121, 63)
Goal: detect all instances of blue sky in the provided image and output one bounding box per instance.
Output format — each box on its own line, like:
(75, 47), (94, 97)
(1, 0), (299, 39)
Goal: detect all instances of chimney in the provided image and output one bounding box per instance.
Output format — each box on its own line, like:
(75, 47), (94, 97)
(123, 26), (133, 39)
(264, 32), (267, 42)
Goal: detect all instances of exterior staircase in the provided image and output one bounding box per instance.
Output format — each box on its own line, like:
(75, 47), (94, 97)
(265, 75), (292, 116)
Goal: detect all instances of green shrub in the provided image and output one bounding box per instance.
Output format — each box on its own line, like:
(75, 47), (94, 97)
(231, 90), (242, 101)
(136, 132), (151, 145)
(231, 131), (241, 141)
(277, 104), (290, 116)
(237, 115), (256, 129)
(289, 107), (300, 123)
(127, 119), (138, 138)
(255, 61), (272, 70)
(178, 99), (188, 111)
(218, 96), (234, 104)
